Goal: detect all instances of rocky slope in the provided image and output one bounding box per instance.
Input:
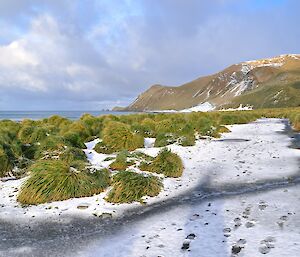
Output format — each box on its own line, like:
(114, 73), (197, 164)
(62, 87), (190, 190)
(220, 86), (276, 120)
(122, 54), (300, 111)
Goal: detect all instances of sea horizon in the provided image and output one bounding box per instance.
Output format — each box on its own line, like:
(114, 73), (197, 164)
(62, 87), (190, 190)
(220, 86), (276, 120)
(0, 110), (133, 121)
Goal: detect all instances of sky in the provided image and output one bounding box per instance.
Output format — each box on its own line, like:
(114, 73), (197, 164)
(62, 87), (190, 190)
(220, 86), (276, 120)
(0, 0), (299, 110)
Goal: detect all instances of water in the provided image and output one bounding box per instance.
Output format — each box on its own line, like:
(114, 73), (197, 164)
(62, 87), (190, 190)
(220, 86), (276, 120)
(0, 111), (134, 121)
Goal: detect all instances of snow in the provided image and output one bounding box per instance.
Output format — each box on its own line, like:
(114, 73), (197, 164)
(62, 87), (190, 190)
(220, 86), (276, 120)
(144, 137), (156, 148)
(1, 118), (299, 256)
(243, 54), (300, 69)
(180, 102), (215, 112)
(82, 185), (300, 257)
(0, 118), (297, 224)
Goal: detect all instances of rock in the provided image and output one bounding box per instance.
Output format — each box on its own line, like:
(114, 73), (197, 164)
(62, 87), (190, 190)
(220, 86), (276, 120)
(232, 245), (242, 254)
(77, 203), (90, 210)
(186, 233), (196, 240)
(181, 239), (190, 250)
(259, 246), (271, 254)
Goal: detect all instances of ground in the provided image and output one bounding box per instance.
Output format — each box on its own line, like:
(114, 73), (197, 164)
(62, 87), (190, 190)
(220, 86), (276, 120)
(0, 118), (299, 257)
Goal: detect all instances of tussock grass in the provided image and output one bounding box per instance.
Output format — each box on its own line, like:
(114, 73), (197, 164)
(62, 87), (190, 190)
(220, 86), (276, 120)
(178, 134), (196, 146)
(18, 160), (110, 205)
(0, 148), (11, 177)
(140, 148), (184, 177)
(99, 121), (144, 153)
(59, 147), (88, 163)
(109, 150), (133, 170)
(154, 133), (176, 147)
(106, 171), (162, 203)
(1, 106), (300, 188)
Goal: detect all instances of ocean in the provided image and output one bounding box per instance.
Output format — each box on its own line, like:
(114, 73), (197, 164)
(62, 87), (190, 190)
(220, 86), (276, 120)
(0, 111), (133, 121)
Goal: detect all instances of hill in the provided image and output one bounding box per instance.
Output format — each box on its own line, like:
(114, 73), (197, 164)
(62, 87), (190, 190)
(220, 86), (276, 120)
(122, 54), (300, 111)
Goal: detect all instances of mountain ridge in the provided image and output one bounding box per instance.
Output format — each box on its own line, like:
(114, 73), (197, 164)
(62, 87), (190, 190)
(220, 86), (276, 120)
(118, 54), (300, 111)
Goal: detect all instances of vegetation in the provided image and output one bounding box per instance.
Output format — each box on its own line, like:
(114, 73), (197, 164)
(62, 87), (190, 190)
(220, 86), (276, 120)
(95, 121), (144, 153)
(0, 106), (300, 205)
(109, 150), (133, 170)
(18, 160), (110, 205)
(106, 171), (162, 203)
(140, 148), (184, 177)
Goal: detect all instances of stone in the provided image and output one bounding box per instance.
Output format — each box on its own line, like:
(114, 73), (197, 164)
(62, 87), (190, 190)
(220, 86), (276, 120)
(232, 245), (242, 254)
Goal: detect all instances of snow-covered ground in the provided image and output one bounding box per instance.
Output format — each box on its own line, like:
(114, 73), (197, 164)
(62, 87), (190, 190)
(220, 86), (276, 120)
(180, 102), (215, 112)
(80, 185), (300, 257)
(0, 119), (298, 223)
(0, 118), (299, 257)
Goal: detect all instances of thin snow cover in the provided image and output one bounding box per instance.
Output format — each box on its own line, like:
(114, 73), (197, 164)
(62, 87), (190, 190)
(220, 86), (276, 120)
(83, 185), (300, 257)
(0, 119), (298, 227)
(243, 54), (300, 69)
(180, 102), (215, 112)
(220, 104), (253, 111)
(83, 138), (113, 169)
(144, 137), (156, 148)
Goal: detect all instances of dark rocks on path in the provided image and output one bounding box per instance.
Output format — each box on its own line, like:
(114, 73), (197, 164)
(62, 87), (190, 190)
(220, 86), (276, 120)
(232, 245), (242, 254)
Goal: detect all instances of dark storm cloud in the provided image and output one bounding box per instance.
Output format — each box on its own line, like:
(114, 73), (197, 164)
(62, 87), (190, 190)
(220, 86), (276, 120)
(0, 0), (299, 110)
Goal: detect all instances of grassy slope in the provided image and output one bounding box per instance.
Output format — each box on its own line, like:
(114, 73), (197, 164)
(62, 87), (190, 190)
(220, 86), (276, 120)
(225, 79), (300, 109)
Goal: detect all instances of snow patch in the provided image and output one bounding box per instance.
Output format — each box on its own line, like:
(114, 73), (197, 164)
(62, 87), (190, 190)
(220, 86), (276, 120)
(144, 138), (156, 148)
(180, 102), (215, 112)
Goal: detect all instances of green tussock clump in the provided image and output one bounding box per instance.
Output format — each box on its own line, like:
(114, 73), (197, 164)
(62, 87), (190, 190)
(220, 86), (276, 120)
(0, 148), (11, 177)
(109, 150), (133, 170)
(18, 160), (110, 205)
(106, 171), (162, 203)
(97, 121), (144, 153)
(178, 134), (196, 146)
(154, 133), (177, 147)
(59, 147), (88, 163)
(140, 148), (184, 177)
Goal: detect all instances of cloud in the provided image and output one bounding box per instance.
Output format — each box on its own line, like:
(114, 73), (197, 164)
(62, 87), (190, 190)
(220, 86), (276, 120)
(0, 0), (299, 110)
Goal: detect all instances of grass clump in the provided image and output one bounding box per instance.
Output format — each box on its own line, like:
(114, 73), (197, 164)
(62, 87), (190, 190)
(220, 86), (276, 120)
(154, 133), (177, 147)
(109, 150), (133, 170)
(18, 160), (110, 205)
(59, 147), (87, 163)
(140, 148), (184, 178)
(98, 121), (144, 153)
(106, 171), (162, 203)
(0, 148), (11, 177)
